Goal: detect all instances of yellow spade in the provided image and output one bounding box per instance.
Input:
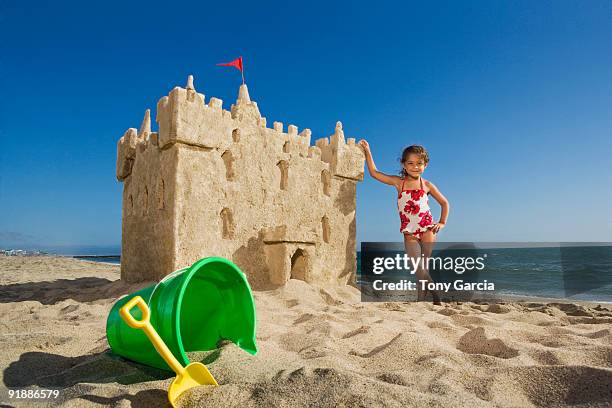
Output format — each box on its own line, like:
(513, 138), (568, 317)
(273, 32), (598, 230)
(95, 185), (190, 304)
(119, 296), (218, 407)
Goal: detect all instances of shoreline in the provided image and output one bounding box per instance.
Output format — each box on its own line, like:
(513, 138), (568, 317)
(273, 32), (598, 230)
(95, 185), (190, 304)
(8, 254), (609, 305)
(493, 293), (612, 308)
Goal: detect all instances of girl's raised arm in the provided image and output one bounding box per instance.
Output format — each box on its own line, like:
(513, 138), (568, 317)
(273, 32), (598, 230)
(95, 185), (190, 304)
(358, 139), (401, 188)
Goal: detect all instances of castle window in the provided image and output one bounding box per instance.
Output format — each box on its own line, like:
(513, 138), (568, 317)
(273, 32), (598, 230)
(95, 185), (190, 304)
(277, 160), (288, 190)
(232, 128), (240, 143)
(157, 178), (165, 209)
(322, 216), (330, 243)
(128, 194), (133, 215)
(321, 170), (331, 196)
(220, 208), (235, 239)
(283, 141), (290, 153)
(290, 248), (308, 281)
(143, 186), (149, 215)
(222, 150), (235, 181)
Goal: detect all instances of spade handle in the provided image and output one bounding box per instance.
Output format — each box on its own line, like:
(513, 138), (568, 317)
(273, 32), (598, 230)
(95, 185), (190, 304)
(119, 296), (186, 375)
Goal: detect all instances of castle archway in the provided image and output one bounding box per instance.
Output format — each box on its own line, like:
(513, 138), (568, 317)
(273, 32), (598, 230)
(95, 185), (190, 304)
(290, 248), (308, 281)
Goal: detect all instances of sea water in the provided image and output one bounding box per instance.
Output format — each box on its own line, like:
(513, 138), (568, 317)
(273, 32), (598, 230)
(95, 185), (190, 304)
(358, 245), (612, 303)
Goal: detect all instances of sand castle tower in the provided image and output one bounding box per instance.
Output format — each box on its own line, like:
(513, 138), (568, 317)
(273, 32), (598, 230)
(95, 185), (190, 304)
(116, 76), (365, 288)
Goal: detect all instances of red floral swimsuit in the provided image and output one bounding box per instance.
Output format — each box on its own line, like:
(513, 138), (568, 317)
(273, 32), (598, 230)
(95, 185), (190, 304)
(398, 177), (434, 239)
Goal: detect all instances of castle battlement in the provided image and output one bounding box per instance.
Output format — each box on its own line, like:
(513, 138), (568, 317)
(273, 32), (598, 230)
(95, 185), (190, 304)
(116, 75), (365, 286)
(117, 76), (364, 183)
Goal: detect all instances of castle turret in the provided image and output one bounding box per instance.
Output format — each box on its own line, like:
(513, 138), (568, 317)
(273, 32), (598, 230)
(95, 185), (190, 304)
(231, 83), (261, 124)
(315, 121), (364, 181)
(138, 109), (151, 139)
(238, 83), (250, 102)
(156, 75), (233, 150)
(116, 128), (138, 181)
(186, 74), (195, 90)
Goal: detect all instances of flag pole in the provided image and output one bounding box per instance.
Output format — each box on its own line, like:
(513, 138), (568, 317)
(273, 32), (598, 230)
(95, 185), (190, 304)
(241, 57), (245, 85)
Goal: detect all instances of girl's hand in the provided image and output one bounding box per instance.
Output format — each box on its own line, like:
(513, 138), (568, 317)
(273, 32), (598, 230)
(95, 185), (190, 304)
(431, 222), (446, 234)
(358, 139), (371, 154)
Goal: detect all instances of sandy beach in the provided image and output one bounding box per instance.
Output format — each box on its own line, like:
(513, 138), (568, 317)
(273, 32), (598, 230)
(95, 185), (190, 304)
(1, 256), (611, 407)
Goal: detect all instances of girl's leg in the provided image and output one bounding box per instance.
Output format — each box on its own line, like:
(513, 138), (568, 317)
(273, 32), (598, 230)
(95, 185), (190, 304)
(419, 230), (437, 281)
(419, 229), (441, 305)
(403, 233), (425, 301)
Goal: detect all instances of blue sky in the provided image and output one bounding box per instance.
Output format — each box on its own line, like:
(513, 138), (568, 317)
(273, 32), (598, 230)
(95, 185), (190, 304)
(1, 1), (611, 250)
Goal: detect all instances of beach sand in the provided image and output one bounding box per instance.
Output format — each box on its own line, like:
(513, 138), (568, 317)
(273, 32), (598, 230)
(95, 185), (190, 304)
(1, 256), (611, 407)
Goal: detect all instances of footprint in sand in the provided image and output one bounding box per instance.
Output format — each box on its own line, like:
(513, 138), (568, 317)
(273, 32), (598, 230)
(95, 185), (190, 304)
(506, 366), (612, 406)
(376, 372), (408, 386)
(485, 304), (511, 314)
(293, 313), (316, 325)
(34, 336), (72, 350)
(450, 314), (491, 327)
(457, 327), (519, 359)
(539, 336), (564, 348)
(426, 321), (453, 329)
(298, 346), (328, 359)
(548, 303), (593, 317)
(379, 303), (404, 312)
(582, 329), (610, 339)
(59, 304), (79, 314)
(524, 302), (545, 309)
(437, 307), (459, 316)
(349, 333), (402, 358)
(319, 289), (343, 306)
(414, 351), (442, 364)
(306, 321), (332, 336)
(568, 316), (612, 325)
(341, 325), (370, 339)
(285, 299), (299, 308)
(531, 350), (562, 365)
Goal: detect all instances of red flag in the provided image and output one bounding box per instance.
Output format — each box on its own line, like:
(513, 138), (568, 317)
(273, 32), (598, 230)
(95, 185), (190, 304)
(216, 57), (243, 72)
(216, 56), (245, 84)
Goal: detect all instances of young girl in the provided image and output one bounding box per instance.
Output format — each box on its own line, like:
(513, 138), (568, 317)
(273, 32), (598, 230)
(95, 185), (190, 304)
(358, 140), (450, 305)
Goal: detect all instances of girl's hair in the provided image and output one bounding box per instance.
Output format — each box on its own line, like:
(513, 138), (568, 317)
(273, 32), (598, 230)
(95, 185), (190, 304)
(400, 145), (429, 177)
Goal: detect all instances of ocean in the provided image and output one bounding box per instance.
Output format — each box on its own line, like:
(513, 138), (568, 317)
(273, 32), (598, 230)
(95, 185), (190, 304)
(75, 255), (121, 265)
(20, 245), (122, 265)
(358, 245), (612, 303)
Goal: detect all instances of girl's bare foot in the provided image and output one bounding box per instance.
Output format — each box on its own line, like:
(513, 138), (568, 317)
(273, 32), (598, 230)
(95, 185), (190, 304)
(431, 290), (442, 305)
(417, 287), (425, 301)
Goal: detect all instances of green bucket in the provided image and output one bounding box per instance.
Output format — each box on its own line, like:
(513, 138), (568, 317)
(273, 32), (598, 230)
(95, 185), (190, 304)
(106, 257), (257, 371)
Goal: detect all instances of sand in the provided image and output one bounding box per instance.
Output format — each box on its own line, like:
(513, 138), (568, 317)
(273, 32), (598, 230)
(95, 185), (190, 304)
(1, 256), (611, 407)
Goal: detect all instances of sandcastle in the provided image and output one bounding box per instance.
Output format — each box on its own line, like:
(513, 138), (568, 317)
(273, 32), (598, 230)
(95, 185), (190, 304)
(116, 76), (365, 288)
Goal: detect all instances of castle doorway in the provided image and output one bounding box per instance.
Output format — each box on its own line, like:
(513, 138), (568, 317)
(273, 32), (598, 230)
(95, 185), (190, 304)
(290, 248), (308, 281)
